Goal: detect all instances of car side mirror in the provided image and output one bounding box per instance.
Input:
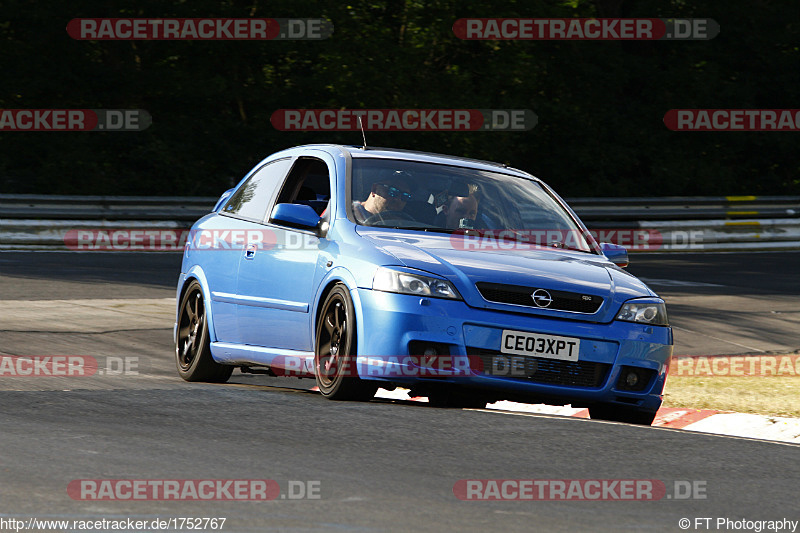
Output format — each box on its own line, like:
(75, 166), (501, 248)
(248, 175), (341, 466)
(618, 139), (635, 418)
(600, 242), (629, 268)
(214, 188), (234, 212)
(270, 203), (325, 235)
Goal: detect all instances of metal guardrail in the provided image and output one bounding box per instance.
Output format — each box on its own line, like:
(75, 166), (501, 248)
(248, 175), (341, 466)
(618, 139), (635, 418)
(2, 193), (799, 221)
(569, 195), (800, 221)
(0, 194), (217, 221)
(1, 194), (799, 251)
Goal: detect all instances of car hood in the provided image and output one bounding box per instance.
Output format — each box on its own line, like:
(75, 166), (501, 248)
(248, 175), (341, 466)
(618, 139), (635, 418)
(356, 228), (655, 322)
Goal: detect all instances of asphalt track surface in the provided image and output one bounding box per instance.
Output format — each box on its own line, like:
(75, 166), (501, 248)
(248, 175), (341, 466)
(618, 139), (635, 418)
(0, 251), (798, 532)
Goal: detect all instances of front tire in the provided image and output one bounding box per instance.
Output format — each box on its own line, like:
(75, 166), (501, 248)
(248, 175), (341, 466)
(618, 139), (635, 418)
(314, 284), (377, 401)
(589, 404), (657, 426)
(175, 281), (233, 383)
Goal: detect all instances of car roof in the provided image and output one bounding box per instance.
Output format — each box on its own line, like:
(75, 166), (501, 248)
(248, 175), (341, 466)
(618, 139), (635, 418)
(287, 144), (536, 180)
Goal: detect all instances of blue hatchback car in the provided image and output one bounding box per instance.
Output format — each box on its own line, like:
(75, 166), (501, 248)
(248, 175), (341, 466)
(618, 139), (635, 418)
(175, 144), (672, 424)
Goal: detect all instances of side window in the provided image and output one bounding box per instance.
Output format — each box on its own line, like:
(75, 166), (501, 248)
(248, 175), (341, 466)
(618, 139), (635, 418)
(272, 157), (332, 216)
(223, 158), (293, 222)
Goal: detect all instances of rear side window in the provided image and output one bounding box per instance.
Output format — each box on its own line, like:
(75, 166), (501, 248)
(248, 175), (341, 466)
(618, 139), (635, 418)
(223, 158), (292, 222)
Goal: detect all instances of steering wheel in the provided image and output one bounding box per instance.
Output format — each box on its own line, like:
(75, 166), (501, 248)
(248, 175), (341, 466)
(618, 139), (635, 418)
(362, 210), (416, 226)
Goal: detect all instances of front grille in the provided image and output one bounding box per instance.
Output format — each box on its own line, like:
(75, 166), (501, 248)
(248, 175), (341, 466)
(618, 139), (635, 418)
(468, 347), (610, 388)
(476, 282), (603, 313)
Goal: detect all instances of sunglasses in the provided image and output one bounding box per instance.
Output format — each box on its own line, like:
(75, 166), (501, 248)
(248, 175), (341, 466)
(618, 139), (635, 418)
(377, 183), (413, 201)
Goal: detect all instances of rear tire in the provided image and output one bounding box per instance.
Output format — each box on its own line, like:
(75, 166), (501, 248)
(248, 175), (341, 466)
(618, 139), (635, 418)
(175, 281), (233, 383)
(589, 404), (657, 426)
(314, 284), (377, 401)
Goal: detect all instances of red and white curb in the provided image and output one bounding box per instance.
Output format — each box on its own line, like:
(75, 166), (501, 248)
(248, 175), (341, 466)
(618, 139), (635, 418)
(669, 412), (800, 444)
(312, 387), (800, 444)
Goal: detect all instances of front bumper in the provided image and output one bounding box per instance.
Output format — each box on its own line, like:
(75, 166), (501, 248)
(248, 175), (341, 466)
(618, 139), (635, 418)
(353, 288), (673, 412)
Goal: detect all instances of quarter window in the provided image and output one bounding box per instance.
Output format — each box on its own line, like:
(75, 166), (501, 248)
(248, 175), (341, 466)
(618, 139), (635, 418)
(223, 158), (292, 222)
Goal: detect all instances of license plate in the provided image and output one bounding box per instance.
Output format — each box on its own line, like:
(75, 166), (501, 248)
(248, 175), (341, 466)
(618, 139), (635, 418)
(500, 329), (580, 361)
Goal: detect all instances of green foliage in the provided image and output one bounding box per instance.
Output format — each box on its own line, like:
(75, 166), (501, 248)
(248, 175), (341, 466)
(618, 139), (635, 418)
(0, 0), (797, 196)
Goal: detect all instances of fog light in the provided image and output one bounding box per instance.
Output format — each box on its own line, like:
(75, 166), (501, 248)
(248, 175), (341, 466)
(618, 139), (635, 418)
(408, 341), (450, 358)
(616, 366), (655, 392)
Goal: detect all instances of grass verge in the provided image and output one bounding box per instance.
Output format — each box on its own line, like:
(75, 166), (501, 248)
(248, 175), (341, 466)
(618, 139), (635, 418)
(663, 376), (800, 418)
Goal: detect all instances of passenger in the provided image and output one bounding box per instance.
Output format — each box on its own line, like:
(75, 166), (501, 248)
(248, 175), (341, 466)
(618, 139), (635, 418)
(440, 184), (481, 229)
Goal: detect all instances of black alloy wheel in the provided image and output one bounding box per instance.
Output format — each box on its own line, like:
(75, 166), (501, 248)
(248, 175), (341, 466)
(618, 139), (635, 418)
(315, 284), (377, 401)
(176, 280), (233, 383)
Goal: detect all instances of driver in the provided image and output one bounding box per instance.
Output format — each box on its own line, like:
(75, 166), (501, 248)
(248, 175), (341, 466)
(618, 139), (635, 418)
(353, 170), (414, 224)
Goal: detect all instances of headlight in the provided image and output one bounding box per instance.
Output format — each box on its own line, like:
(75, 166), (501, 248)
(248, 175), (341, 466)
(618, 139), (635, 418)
(373, 267), (461, 300)
(616, 299), (669, 326)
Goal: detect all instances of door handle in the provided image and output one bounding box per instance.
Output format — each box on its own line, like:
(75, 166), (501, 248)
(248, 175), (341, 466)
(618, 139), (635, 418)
(245, 243), (257, 259)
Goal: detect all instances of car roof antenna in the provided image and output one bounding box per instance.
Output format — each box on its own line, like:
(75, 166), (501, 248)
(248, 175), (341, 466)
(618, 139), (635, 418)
(358, 116), (367, 150)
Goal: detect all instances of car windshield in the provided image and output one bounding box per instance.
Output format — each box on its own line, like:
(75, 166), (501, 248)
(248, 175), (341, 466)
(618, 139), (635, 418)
(349, 158), (594, 253)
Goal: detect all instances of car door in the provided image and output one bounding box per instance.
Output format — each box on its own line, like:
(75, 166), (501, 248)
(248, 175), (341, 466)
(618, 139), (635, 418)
(235, 155), (334, 351)
(206, 157), (293, 344)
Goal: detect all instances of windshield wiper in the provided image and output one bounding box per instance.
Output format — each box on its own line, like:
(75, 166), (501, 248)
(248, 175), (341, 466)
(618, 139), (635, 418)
(389, 226), (456, 234)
